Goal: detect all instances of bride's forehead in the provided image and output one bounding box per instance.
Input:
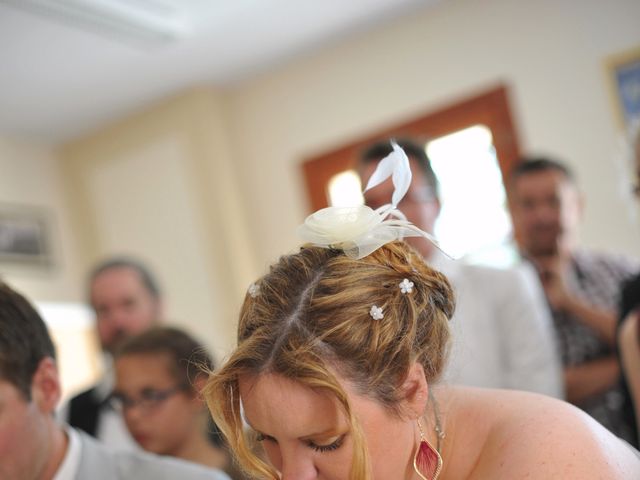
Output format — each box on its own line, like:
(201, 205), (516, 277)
(239, 372), (333, 402)
(238, 371), (380, 417)
(238, 373), (345, 431)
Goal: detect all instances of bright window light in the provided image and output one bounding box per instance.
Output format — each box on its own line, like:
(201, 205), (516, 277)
(328, 170), (364, 207)
(37, 302), (101, 399)
(427, 125), (516, 266)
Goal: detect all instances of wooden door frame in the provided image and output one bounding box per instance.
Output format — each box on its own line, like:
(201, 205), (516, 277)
(301, 84), (521, 212)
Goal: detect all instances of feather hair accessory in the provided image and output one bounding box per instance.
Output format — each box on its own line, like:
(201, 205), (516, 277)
(297, 141), (442, 259)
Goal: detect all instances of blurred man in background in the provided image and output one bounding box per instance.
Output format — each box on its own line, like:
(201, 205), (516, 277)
(358, 139), (563, 397)
(510, 157), (638, 444)
(65, 257), (163, 449)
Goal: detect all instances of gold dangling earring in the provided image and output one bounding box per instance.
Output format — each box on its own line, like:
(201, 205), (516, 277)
(413, 418), (443, 480)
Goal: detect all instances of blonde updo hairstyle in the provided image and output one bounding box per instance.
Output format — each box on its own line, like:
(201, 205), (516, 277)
(204, 241), (454, 479)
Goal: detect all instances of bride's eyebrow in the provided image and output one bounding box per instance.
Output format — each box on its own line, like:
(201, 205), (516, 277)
(299, 427), (343, 441)
(245, 422), (342, 440)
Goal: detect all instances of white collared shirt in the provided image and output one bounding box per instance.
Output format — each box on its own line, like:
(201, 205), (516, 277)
(57, 356), (140, 452)
(430, 252), (564, 398)
(53, 427), (82, 480)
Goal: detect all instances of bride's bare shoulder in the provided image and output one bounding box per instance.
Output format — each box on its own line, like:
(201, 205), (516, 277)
(446, 388), (639, 479)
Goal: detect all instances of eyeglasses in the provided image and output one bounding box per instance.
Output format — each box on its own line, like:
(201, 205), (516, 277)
(365, 186), (437, 210)
(108, 385), (188, 413)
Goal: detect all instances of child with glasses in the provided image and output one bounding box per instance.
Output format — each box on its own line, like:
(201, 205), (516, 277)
(111, 327), (241, 478)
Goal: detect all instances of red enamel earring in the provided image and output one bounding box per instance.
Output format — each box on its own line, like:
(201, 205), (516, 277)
(413, 418), (443, 480)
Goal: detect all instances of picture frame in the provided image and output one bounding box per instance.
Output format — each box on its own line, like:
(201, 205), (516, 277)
(0, 203), (53, 267)
(605, 46), (640, 130)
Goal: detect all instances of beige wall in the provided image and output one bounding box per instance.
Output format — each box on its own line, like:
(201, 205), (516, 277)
(0, 138), (94, 396)
(59, 90), (255, 359)
(0, 136), (83, 302)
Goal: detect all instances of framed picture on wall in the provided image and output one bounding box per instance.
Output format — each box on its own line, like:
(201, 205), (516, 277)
(606, 46), (640, 130)
(0, 204), (53, 267)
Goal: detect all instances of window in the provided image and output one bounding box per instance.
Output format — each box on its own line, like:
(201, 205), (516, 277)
(37, 302), (101, 399)
(427, 125), (516, 266)
(327, 170), (364, 207)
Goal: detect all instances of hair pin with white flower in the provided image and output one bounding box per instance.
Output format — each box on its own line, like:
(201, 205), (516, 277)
(248, 283), (260, 298)
(369, 305), (384, 320)
(297, 141), (444, 259)
(399, 278), (414, 294)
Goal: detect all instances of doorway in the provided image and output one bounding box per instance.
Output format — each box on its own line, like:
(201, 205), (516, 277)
(301, 85), (521, 266)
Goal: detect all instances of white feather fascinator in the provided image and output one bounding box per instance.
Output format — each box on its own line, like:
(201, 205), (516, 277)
(297, 141), (440, 259)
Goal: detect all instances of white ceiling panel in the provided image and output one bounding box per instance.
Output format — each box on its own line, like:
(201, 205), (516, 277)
(0, 0), (440, 141)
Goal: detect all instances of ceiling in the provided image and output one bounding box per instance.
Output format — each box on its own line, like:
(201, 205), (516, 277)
(0, 0), (440, 143)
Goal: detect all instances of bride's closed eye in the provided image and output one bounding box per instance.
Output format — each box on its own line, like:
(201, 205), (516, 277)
(255, 432), (345, 453)
(306, 434), (345, 453)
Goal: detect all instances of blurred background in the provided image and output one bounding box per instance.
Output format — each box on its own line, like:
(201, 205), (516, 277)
(1, 0), (639, 398)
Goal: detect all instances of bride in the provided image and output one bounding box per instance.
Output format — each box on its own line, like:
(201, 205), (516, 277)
(204, 143), (639, 479)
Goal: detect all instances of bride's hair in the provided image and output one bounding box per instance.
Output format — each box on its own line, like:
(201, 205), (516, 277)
(204, 241), (454, 479)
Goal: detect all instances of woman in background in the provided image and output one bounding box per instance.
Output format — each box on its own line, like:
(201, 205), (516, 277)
(111, 326), (242, 479)
(619, 125), (640, 443)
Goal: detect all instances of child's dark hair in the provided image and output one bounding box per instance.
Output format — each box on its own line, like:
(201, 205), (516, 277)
(114, 326), (213, 389)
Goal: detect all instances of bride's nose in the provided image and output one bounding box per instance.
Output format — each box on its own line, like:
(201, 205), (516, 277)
(279, 453), (319, 480)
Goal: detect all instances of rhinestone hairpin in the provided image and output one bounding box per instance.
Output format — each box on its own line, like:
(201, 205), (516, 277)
(369, 305), (384, 320)
(248, 283), (260, 298)
(399, 278), (414, 294)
